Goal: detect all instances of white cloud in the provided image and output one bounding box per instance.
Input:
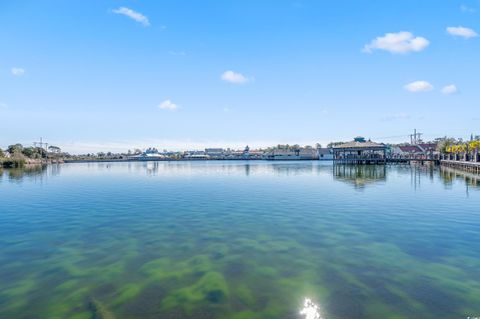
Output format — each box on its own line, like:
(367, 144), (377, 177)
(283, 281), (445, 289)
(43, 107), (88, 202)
(460, 5), (476, 13)
(221, 70), (249, 84)
(113, 7), (150, 26)
(11, 67), (25, 76)
(446, 26), (478, 38)
(441, 84), (458, 95)
(158, 100), (179, 111)
(404, 81), (434, 92)
(363, 31), (429, 54)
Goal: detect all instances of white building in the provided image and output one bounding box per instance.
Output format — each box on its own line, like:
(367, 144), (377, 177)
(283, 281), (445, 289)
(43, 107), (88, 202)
(205, 148), (224, 157)
(317, 148), (333, 160)
(184, 150), (207, 159)
(266, 148), (318, 160)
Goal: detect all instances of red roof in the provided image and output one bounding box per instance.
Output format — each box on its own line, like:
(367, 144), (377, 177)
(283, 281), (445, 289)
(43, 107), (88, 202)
(418, 143), (437, 152)
(398, 145), (423, 153)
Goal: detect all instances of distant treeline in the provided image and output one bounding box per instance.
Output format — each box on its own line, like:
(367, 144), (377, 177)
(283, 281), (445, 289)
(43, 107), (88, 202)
(0, 143), (61, 168)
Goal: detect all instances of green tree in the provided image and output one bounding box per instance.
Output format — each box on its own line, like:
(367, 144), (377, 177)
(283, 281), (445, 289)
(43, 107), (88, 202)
(435, 137), (457, 153)
(22, 147), (36, 158)
(327, 141), (345, 148)
(8, 143), (23, 155)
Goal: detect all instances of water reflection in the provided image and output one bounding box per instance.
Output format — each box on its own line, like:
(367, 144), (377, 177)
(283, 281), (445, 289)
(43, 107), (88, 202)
(59, 161), (334, 177)
(439, 166), (480, 188)
(1, 161), (479, 192)
(2, 164), (48, 182)
(299, 298), (322, 319)
(1, 161), (479, 319)
(439, 165), (480, 197)
(333, 164), (386, 189)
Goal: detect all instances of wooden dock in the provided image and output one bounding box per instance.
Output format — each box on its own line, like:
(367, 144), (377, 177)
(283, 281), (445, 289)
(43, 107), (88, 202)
(334, 158), (386, 164)
(440, 160), (480, 174)
(333, 158), (437, 165)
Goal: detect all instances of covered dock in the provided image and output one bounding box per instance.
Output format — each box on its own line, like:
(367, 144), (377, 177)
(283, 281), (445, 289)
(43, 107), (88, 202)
(333, 138), (387, 164)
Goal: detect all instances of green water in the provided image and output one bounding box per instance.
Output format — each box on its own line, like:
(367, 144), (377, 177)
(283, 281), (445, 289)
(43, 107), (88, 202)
(0, 161), (479, 319)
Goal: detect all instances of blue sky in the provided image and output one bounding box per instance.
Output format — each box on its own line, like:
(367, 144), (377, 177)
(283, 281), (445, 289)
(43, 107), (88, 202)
(1, 0), (479, 153)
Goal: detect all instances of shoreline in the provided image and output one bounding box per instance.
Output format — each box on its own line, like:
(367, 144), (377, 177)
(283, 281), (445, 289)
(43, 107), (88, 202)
(63, 158), (330, 163)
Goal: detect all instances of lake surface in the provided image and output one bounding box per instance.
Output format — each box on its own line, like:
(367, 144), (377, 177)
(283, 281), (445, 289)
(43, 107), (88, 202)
(1, 161), (479, 319)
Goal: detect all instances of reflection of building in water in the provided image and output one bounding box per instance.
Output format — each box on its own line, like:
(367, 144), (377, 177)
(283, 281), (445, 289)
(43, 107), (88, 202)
(271, 162), (314, 175)
(244, 163), (250, 176)
(145, 161), (160, 176)
(408, 163), (435, 190)
(333, 164), (386, 188)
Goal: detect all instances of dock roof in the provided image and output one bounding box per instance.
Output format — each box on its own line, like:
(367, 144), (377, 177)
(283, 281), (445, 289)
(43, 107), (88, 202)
(332, 140), (386, 150)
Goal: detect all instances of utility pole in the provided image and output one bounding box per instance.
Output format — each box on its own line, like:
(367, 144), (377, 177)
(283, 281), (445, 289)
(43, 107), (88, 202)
(409, 129), (423, 145)
(33, 137), (48, 159)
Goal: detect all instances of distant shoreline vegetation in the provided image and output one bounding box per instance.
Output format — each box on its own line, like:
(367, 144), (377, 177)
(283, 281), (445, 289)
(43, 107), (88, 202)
(2, 136), (480, 167)
(0, 143), (58, 168)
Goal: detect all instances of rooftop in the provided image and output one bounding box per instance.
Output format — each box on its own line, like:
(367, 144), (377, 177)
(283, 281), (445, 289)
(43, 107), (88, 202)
(333, 140), (386, 149)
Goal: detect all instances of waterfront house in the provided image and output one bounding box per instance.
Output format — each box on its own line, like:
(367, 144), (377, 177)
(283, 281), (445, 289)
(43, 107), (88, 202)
(184, 150), (208, 159)
(205, 148), (224, 158)
(392, 143), (438, 159)
(332, 138), (387, 164)
(393, 145), (423, 158)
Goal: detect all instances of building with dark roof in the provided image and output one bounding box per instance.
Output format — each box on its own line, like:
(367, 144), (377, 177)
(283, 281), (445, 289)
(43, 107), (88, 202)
(332, 138), (387, 164)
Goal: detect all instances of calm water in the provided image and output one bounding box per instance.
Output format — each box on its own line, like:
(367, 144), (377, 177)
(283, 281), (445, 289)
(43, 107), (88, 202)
(0, 161), (479, 319)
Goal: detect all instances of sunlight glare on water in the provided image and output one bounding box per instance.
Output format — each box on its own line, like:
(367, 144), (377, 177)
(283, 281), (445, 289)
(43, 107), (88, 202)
(300, 298), (322, 319)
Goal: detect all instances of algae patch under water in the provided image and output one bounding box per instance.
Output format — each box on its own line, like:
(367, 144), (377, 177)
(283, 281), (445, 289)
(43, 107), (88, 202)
(0, 162), (479, 319)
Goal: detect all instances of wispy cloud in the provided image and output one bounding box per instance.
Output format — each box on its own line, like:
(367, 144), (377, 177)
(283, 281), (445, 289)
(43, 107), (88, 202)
(168, 51), (186, 56)
(381, 113), (411, 121)
(221, 70), (250, 84)
(363, 31), (429, 54)
(158, 100), (179, 111)
(441, 84), (458, 95)
(11, 67), (25, 76)
(446, 26), (478, 38)
(404, 81), (434, 92)
(460, 4), (476, 13)
(113, 7), (150, 26)
(0, 102), (8, 109)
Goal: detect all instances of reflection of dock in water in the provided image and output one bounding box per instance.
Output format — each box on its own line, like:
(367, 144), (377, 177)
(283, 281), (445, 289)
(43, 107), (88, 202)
(441, 160), (480, 174)
(440, 165), (480, 189)
(333, 164), (386, 188)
